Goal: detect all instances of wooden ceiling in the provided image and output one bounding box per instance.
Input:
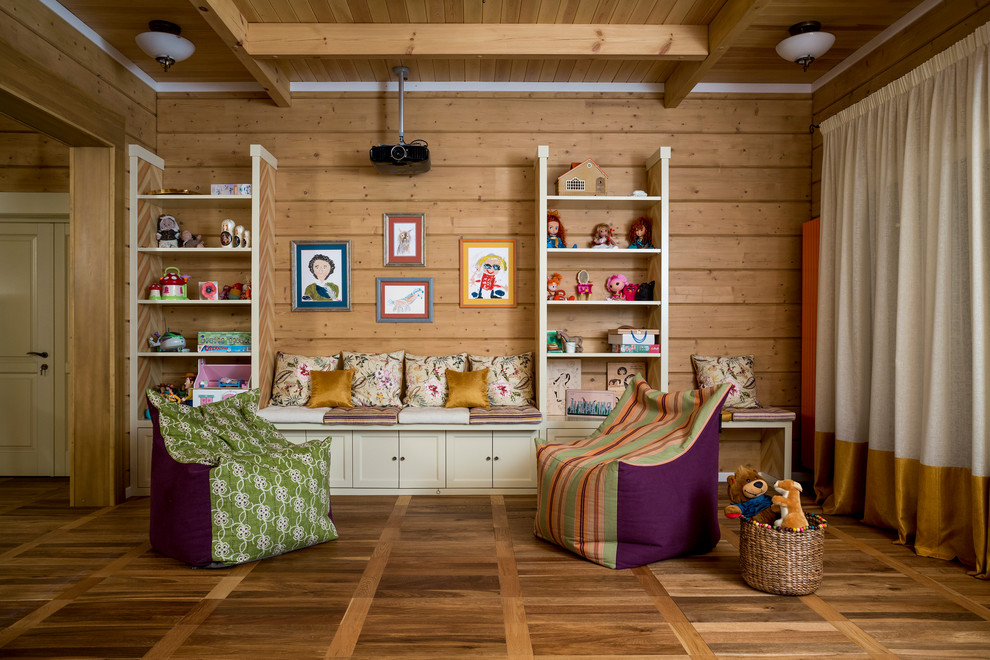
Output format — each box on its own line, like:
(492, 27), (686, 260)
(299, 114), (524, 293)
(55, 0), (930, 107)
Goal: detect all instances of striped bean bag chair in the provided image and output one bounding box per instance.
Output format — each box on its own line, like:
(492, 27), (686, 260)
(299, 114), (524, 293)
(534, 377), (730, 569)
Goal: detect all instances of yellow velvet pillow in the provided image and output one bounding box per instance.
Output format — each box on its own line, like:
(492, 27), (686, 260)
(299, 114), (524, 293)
(445, 368), (490, 408)
(308, 369), (354, 408)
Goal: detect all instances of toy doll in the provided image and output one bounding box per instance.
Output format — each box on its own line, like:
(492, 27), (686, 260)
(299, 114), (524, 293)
(627, 216), (653, 249)
(220, 219), (235, 248)
(605, 273), (628, 300)
(156, 214), (180, 248)
(591, 223), (616, 249)
(546, 272), (574, 300)
(547, 210), (567, 248)
(180, 230), (205, 248)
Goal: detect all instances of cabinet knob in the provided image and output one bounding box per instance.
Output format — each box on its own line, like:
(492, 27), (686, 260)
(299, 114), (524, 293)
(486, 456), (492, 461)
(392, 456), (397, 461)
(400, 456), (405, 461)
(493, 456), (500, 461)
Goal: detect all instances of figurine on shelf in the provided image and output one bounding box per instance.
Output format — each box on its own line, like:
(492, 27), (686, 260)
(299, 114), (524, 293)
(228, 283), (243, 300)
(233, 225), (244, 248)
(220, 219), (235, 248)
(156, 214), (180, 248)
(180, 230), (205, 248)
(547, 210), (568, 248)
(242, 230), (251, 249)
(242, 282), (251, 300)
(546, 272), (575, 301)
(591, 222), (616, 249)
(575, 270), (593, 300)
(627, 216), (653, 249)
(635, 280), (655, 301)
(219, 284), (231, 300)
(605, 273), (628, 300)
(622, 283), (639, 301)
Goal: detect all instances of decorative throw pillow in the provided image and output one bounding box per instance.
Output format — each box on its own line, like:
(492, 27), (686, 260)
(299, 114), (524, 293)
(690, 354), (760, 408)
(269, 352), (338, 406)
(308, 370), (354, 408)
(341, 351), (404, 406)
(445, 369), (490, 408)
(468, 352), (534, 406)
(404, 353), (468, 407)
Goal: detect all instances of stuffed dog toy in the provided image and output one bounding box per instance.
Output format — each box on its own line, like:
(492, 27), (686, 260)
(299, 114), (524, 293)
(772, 479), (809, 529)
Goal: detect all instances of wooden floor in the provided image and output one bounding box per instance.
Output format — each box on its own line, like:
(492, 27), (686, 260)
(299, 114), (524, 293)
(1, 478), (989, 658)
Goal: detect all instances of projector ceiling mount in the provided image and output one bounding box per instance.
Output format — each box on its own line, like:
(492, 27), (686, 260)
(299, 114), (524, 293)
(369, 66), (431, 175)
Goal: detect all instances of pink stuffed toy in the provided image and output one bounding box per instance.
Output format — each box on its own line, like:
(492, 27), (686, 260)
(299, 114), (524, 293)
(605, 274), (627, 300)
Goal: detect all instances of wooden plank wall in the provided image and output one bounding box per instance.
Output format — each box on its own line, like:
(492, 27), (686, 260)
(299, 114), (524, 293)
(1, 0), (157, 502)
(155, 91), (811, 413)
(810, 1), (990, 217)
(0, 115), (69, 192)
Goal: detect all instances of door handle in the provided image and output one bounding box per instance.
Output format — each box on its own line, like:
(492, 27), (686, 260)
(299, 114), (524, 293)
(26, 351), (49, 358)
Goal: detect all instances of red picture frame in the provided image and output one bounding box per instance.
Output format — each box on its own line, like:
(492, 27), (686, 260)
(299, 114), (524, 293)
(384, 213), (425, 266)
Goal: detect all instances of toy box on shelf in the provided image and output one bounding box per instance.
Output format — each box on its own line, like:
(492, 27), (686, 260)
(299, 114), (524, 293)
(191, 359), (251, 406)
(608, 327), (659, 353)
(197, 331), (252, 353)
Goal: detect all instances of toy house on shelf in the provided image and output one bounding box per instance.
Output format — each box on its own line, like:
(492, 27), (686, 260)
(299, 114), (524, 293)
(557, 158), (608, 196)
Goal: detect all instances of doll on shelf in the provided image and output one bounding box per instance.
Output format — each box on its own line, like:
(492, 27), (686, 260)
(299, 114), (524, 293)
(605, 273), (628, 300)
(627, 216), (653, 249)
(591, 222), (616, 249)
(547, 210), (568, 248)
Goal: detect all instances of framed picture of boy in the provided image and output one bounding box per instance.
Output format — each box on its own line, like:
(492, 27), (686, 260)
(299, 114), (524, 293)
(458, 239), (517, 308)
(384, 213), (425, 266)
(291, 240), (351, 311)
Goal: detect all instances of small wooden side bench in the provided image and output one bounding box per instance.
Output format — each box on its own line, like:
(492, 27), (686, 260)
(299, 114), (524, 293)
(721, 407), (796, 480)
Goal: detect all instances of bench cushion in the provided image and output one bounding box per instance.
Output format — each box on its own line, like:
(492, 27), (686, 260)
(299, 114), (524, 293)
(469, 405), (542, 424)
(724, 406), (796, 422)
(257, 405), (329, 424)
(397, 406), (470, 424)
(322, 406), (400, 425)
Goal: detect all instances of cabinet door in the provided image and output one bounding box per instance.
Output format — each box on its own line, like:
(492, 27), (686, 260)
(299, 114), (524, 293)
(493, 432), (538, 488)
(445, 431), (494, 488)
(545, 426), (596, 444)
(325, 432), (352, 488)
(353, 430), (400, 488)
(399, 430), (446, 489)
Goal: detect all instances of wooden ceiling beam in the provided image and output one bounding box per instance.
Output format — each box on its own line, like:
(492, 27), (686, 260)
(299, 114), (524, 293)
(190, 0), (291, 107)
(243, 24), (709, 60)
(663, 0), (771, 108)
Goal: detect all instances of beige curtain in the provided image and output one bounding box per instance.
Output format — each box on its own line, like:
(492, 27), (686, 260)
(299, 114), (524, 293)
(816, 21), (990, 578)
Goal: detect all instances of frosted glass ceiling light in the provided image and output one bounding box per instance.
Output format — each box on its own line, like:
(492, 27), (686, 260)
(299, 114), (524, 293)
(136, 20), (195, 72)
(775, 21), (835, 72)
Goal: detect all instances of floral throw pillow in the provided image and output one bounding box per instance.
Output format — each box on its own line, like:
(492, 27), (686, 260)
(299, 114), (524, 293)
(269, 352), (339, 406)
(342, 350), (405, 406)
(690, 354), (760, 408)
(468, 352), (534, 406)
(404, 353), (468, 407)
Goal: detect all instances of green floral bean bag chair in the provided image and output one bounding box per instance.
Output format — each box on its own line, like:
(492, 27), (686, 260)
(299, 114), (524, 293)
(146, 389), (338, 567)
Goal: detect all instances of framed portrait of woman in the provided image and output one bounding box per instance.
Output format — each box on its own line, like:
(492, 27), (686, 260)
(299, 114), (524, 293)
(291, 240), (351, 311)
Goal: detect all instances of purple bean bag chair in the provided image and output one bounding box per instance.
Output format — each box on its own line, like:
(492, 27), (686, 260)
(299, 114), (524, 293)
(534, 377), (730, 569)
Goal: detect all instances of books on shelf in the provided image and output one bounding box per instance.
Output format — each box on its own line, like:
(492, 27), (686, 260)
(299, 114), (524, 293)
(610, 344), (661, 353)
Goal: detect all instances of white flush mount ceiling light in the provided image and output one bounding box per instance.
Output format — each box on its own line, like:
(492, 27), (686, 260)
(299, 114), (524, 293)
(135, 20), (195, 72)
(775, 21), (835, 72)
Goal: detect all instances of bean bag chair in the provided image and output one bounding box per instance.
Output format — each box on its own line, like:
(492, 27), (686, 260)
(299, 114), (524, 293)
(534, 377), (730, 569)
(147, 389), (338, 567)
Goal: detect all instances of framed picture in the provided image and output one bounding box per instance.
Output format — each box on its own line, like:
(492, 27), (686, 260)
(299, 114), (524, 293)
(384, 213), (425, 266)
(376, 277), (433, 323)
(459, 239), (517, 308)
(607, 361), (647, 393)
(546, 359), (581, 416)
(291, 240), (351, 311)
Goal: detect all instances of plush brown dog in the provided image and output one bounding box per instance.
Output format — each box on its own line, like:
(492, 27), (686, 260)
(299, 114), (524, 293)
(724, 465), (777, 525)
(772, 479), (809, 529)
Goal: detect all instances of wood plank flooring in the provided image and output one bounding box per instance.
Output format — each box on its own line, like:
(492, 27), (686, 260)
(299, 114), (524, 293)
(1, 477), (989, 658)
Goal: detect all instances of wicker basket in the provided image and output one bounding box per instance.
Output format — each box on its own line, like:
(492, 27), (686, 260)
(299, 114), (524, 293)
(738, 513), (827, 596)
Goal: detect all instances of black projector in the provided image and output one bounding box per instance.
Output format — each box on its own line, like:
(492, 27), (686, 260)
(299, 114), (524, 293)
(370, 143), (431, 175)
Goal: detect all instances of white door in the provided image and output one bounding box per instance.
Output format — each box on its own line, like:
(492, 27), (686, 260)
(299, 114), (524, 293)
(0, 223), (56, 475)
(493, 432), (539, 488)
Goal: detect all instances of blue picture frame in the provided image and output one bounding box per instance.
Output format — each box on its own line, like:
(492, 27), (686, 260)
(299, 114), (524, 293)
(291, 240), (351, 311)
(376, 277), (433, 323)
